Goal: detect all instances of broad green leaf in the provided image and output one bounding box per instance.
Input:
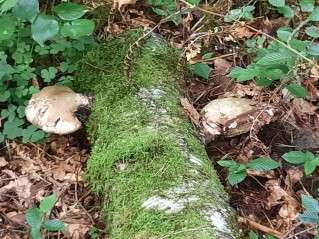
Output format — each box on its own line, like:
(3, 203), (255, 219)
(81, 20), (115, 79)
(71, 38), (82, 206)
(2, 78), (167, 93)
(30, 228), (42, 239)
(284, 84), (307, 98)
(277, 6), (294, 18)
(217, 160), (237, 168)
(299, 211), (319, 224)
(299, 0), (315, 12)
(31, 14), (59, 46)
(249, 231), (259, 239)
(12, 0), (39, 22)
(0, 15), (16, 40)
(308, 7), (319, 21)
(43, 219), (67, 231)
(268, 0), (285, 7)
(236, 68), (260, 82)
(39, 194), (58, 213)
(248, 158), (280, 171)
(302, 195), (319, 212)
(304, 160), (316, 175)
(26, 208), (44, 230)
(305, 26), (319, 38)
(227, 170), (247, 186)
(290, 39), (310, 51)
(61, 19), (95, 39)
(243, 5), (255, 12)
(282, 151), (306, 163)
(305, 151), (315, 159)
(228, 66), (245, 78)
(202, 52), (213, 60)
(243, 11), (253, 21)
(52, 2), (88, 21)
(262, 68), (284, 80)
(191, 63), (211, 79)
(152, 8), (168, 16)
(256, 78), (272, 86)
(0, 0), (18, 14)
(277, 26), (293, 42)
(306, 43), (319, 56)
(224, 8), (242, 22)
(311, 157), (319, 166)
(0, 132), (4, 142)
(257, 52), (291, 65)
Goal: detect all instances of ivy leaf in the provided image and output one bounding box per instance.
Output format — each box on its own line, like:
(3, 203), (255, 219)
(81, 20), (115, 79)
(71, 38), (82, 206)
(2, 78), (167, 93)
(268, 0), (285, 7)
(299, 0), (315, 12)
(301, 195), (319, 213)
(31, 14), (59, 46)
(191, 63), (211, 79)
(52, 2), (88, 21)
(284, 84), (307, 98)
(12, 0), (39, 22)
(43, 219), (67, 231)
(308, 7), (319, 21)
(282, 151), (307, 163)
(61, 19), (95, 39)
(248, 158), (280, 171)
(39, 194), (58, 213)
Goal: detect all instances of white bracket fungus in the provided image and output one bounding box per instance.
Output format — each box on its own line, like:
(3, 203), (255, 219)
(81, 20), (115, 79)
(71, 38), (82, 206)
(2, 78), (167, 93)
(25, 86), (90, 135)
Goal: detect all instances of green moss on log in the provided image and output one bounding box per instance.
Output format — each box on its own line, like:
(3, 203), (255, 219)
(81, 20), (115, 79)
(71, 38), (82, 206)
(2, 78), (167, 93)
(75, 30), (241, 239)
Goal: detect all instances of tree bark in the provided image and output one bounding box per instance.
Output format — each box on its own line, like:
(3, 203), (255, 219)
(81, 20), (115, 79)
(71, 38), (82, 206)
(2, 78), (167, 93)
(75, 30), (242, 239)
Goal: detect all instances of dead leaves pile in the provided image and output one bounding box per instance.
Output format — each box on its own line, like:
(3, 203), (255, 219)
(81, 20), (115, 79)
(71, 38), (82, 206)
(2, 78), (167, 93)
(0, 136), (105, 239)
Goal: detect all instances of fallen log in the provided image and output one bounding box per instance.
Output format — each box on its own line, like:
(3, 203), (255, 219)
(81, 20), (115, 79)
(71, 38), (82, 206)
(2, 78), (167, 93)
(75, 30), (241, 239)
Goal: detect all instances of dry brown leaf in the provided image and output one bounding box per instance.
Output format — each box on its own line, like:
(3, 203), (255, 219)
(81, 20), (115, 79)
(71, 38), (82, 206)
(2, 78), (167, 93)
(0, 176), (32, 200)
(292, 98), (319, 114)
(64, 224), (90, 239)
(285, 168), (303, 185)
(180, 98), (200, 126)
(114, 0), (137, 11)
(0, 157), (8, 168)
(213, 58), (232, 75)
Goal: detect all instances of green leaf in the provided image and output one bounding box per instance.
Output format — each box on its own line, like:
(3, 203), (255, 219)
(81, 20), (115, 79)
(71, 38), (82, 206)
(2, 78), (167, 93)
(152, 8), (168, 16)
(0, 90), (10, 102)
(224, 8), (242, 22)
(304, 160), (316, 175)
(306, 43), (319, 56)
(302, 195), (319, 212)
(202, 52), (213, 60)
(277, 6), (294, 18)
(248, 158), (280, 171)
(277, 26), (293, 43)
(299, 0), (315, 12)
(39, 194), (58, 213)
(236, 68), (260, 82)
(249, 231), (259, 239)
(284, 84), (307, 98)
(217, 160), (237, 168)
(31, 14), (59, 46)
(243, 5), (255, 12)
(308, 7), (319, 21)
(60, 19), (95, 39)
(17, 105), (25, 118)
(12, 0), (39, 22)
(187, 0), (200, 6)
(30, 228), (42, 239)
(22, 125), (37, 143)
(191, 63), (211, 79)
(26, 208), (44, 230)
(227, 170), (247, 186)
(30, 130), (45, 142)
(43, 219), (67, 231)
(305, 26), (319, 38)
(257, 52), (292, 65)
(268, 0), (285, 7)
(256, 78), (272, 86)
(299, 211), (319, 224)
(0, 15), (16, 40)
(0, 0), (18, 14)
(282, 151), (307, 164)
(52, 2), (88, 21)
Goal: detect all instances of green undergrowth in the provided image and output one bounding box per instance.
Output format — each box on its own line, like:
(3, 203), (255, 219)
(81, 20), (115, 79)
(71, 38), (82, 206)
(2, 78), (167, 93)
(75, 30), (239, 238)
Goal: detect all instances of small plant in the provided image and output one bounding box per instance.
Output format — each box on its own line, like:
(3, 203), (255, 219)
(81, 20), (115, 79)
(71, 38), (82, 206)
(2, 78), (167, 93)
(26, 194), (66, 239)
(191, 52), (213, 79)
(0, 0), (96, 143)
(217, 157), (280, 185)
(282, 150), (319, 175)
(89, 227), (99, 239)
(226, 0), (319, 98)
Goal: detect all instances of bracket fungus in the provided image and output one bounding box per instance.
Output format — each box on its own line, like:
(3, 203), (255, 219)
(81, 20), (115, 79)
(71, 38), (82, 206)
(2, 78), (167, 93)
(25, 86), (91, 135)
(200, 97), (280, 142)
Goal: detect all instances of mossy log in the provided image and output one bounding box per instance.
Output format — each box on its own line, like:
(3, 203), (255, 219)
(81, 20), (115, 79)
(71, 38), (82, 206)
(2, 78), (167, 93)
(75, 30), (241, 239)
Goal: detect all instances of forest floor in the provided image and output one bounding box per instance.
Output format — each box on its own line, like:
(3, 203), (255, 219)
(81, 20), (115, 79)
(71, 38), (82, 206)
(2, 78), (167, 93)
(1, 0), (319, 238)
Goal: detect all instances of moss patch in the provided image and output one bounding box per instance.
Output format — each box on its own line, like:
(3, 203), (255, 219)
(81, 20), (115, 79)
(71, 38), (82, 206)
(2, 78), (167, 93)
(75, 30), (240, 238)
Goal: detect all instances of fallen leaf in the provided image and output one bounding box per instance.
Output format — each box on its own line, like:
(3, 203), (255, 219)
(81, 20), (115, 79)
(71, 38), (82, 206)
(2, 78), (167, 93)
(180, 97), (200, 126)
(292, 98), (318, 114)
(0, 157), (8, 168)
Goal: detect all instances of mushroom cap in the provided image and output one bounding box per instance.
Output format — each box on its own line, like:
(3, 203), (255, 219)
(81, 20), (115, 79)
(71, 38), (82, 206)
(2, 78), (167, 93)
(25, 86), (90, 135)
